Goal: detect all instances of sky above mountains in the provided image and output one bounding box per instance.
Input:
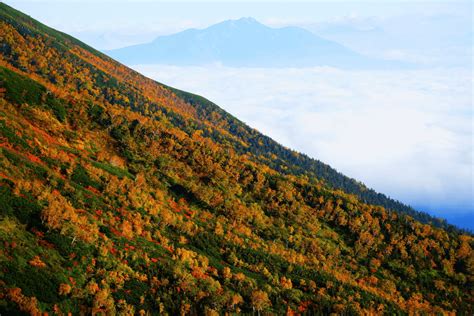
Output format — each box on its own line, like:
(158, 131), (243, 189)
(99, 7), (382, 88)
(5, 1), (471, 68)
(6, 1), (471, 67)
(4, 0), (473, 229)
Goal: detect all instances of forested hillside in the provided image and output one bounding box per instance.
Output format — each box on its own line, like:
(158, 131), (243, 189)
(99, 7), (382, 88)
(0, 3), (472, 315)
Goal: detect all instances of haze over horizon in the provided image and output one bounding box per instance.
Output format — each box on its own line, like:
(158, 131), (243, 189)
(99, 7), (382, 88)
(5, 0), (472, 229)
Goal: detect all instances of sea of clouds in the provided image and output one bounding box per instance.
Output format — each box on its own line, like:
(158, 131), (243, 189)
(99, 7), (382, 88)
(133, 64), (473, 228)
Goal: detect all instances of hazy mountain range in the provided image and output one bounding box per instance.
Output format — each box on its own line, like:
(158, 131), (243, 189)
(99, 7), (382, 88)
(107, 17), (401, 68)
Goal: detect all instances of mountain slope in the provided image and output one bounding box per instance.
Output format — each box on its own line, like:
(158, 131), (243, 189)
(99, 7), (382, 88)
(106, 17), (378, 68)
(0, 3), (472, 315)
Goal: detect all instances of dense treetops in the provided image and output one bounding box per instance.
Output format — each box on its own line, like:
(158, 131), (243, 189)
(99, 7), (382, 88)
(0, 3), (472, 315)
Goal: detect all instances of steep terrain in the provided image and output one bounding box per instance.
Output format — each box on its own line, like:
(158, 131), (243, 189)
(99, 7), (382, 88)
(0, 3), (472, 315)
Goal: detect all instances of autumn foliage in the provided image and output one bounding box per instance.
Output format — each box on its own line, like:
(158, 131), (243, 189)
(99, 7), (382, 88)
(0, 3), (472, 315)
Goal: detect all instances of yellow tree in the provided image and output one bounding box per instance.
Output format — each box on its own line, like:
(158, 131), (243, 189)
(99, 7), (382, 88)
(251, 290), (271, 315)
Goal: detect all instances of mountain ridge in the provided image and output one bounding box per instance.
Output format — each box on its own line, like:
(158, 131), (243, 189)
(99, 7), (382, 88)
(106, 17), (385, 68)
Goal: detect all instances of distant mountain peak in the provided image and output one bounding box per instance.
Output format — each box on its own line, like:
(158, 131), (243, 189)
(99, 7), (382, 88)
(106, 17), (398, 69)
(213, 16), (265, 29)
(234, 16), (259, 24)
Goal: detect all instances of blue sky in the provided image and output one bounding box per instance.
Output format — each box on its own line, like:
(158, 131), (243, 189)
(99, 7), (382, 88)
(5, 1), (471, 50)
(4, 0), (473, 228)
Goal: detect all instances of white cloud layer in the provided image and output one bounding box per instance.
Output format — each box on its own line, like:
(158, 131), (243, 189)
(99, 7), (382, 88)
(133, 64), (473, 217)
